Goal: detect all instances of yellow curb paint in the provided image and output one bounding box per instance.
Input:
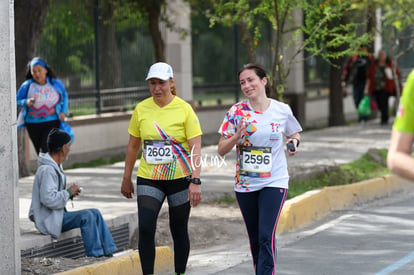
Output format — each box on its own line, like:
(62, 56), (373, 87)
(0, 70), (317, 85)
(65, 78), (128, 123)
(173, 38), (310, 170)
(277, 174), (410, 235)
(54, 175), (412, 274)
(154, 246), (174, 273)
(278, 189), (329, 234)
(55, 246), (173, 275)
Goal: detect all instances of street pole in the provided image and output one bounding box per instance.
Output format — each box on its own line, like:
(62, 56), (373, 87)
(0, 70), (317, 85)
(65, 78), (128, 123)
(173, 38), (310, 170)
(0, 0), (21, 273)
(94, 0), (101, 114)
(233, 24), (239, 102)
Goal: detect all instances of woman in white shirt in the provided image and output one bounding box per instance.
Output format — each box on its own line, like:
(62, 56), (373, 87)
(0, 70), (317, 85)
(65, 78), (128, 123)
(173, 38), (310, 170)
(218, 63), (302, 274)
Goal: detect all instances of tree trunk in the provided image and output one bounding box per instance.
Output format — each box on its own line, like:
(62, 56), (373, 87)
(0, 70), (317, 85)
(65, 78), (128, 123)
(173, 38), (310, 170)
(365, 2), (376, 54)
(14, 0), (50, 177)
(239, 20), (256, 63)
(328, 58), (346, 126)
(99, 1), (122, 89)
(144, 1), (165, 62)
(328, 14), (348, 126)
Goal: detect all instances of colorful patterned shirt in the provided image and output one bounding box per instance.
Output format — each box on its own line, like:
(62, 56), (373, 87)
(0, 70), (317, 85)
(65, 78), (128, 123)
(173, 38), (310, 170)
(16, 77), (68, 128)
(25, 82), (60, 123)
(128, 96), (202, 180)
(218, 99), (302, 192)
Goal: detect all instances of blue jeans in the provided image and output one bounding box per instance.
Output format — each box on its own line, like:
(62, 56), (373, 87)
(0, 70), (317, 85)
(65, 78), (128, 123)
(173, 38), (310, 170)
(62, 209), (117, 257)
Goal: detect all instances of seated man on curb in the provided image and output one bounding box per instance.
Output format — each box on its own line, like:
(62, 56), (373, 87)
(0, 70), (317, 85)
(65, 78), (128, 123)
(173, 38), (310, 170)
(28, 128), (118, 257)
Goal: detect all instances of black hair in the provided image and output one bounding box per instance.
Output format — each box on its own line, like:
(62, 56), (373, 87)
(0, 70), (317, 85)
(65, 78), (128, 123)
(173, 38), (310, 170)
(47, 128), (71, 154)
(237, 63), (272, 97)
(25, 57), (57, 80)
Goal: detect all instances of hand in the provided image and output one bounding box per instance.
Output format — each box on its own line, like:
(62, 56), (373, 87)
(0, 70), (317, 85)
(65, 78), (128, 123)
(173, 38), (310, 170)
(188, 183), (201, 207)
(235, 118), (248, 140)
(121, 178), (135, 199)
(69, 184), (81, 198)
(59, 113), (66, 121)
(286, 139), (299, 156)
(26, 98), (35, 107)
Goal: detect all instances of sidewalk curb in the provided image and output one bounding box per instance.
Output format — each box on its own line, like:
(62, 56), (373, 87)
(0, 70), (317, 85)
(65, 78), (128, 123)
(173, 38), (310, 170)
(277, 174), (409, 235)
(55, 246), (173, 275)
(55, 175), (409, 274)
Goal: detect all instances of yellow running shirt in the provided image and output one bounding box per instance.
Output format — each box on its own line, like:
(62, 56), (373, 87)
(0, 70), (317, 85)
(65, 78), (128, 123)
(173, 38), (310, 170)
(394, 69), (414, 133)
(128, 96), (202, 180)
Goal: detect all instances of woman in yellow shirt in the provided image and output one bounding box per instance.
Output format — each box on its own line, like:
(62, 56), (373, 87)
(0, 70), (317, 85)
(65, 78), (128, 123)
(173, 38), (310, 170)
(121, 62), (202, 275)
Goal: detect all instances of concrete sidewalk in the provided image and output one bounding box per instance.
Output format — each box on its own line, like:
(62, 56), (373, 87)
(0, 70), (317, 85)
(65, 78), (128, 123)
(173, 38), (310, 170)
(19, 119), (398, 274)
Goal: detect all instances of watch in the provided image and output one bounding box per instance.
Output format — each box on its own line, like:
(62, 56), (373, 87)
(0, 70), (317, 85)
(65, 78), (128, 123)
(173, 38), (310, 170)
(191, 178), (202, 185)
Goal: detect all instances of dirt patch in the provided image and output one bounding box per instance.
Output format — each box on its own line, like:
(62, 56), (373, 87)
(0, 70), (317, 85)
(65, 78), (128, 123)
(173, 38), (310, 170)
(21, 201), (246, 274)
(157, 203), (244, 249)
(21, 257), (106, 275)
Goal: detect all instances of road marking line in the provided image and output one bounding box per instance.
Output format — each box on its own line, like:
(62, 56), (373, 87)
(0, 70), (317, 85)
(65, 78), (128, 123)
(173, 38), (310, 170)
(376, 251), (414, 275)
(301, 214), (355, 236)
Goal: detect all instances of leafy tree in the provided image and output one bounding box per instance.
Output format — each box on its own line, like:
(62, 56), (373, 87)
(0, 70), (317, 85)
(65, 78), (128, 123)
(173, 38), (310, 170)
(191, 9), (246, 83)
(193, 0), (371, 125)
(303, 1), (372, 125)
(97, 0), (123, 89)
(37, 0), (94, 89)
(106, 0), (194, 66)
(111, 0), (177, 62)
(373, 0), (414, 98)
(38, 0), (128, 90)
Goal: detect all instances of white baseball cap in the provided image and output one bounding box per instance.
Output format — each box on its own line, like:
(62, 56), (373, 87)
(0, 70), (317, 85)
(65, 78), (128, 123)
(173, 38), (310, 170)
(145, 62), (174, 80)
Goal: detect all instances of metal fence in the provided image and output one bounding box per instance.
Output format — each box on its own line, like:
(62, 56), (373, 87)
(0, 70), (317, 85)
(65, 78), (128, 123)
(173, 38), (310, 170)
(66, 81), (333, 117)
(68, 86), (150, 115)
(67, 82), (242, 116)
(39, 0), (335, 117)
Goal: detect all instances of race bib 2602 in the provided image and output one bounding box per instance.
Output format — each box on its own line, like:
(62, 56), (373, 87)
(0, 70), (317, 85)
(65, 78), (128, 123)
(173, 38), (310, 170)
(144, 140), (174, 164)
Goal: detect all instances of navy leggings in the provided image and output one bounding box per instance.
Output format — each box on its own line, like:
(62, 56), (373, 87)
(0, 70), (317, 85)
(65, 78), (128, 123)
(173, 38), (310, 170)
(136, 177), (191, 275)
(236, 187), (288, 275)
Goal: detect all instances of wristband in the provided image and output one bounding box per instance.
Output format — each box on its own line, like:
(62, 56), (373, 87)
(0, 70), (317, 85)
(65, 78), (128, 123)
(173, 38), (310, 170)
(191, 178), (202, 185)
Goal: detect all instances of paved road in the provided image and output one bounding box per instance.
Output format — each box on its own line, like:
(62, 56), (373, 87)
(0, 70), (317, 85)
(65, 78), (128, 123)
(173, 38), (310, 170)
(19, 119), (398, 271)
(20, 121), (393, 234)
(186, 178), (414, 275)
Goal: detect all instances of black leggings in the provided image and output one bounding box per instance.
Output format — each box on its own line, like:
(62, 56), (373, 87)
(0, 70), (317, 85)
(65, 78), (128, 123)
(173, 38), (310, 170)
(373, 89), (390, 124)
(136, 177), (191, 275)
(25, 120), (60, 154)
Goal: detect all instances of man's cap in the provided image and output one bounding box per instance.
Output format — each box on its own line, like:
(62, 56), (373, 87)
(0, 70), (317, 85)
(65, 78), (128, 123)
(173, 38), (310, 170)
(145, 62), (173, 81)
(47, 128), (71, 152)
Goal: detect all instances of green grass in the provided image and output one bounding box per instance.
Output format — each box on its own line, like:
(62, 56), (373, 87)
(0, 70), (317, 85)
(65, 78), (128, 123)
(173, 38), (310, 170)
(210, 194), (238, 205)
(287, 149), (389, 199)
(194, 91), (238, 107)
(66, 148), (390, 205)
(211, 148), (389, 204)
(70, 109), (96, 116)
(67, 155), (126, 169)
